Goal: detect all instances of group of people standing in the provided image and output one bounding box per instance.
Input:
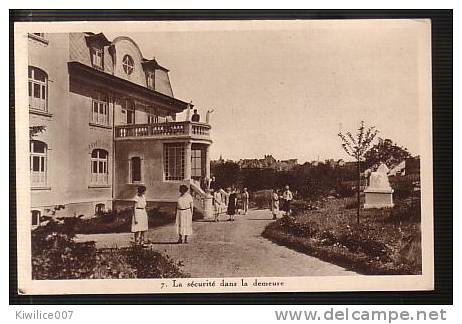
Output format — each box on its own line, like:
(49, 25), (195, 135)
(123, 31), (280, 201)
(211, 186), (249, 222)
(271, 185), (294, 220)
(130, 182), (293, 246)
(130, 184), (194, 246)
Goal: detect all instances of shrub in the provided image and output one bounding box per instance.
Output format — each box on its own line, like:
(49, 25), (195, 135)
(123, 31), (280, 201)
(252, 190), (271, 209)
(31, 220), (188, 279)
(319, 229), (337, 246)
(290, 200), (311, 214)
(91, 249), (137, 279)
(337, 225), (391, 261)
(276, 215), (319, 238)
(387, 198), (421, 223)
(69, 210), (132, 234)
(391, 178), (415, 200)
(32, 221), (97, 280)
(345, 199), (358, 210)
(399, 228), (422, 269)
(335, 183), (355, 198)
(125, 244), (189, 278)
(57, 208), (178, 235)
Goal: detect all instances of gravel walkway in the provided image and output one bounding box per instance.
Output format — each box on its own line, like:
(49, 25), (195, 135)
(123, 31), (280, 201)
(76, 209), (357, 278)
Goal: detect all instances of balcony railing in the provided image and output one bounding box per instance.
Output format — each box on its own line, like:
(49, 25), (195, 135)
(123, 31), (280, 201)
(114, 121), (211, 140)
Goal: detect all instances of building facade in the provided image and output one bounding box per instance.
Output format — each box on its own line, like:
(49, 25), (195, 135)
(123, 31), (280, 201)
(28, 32), (212, 225)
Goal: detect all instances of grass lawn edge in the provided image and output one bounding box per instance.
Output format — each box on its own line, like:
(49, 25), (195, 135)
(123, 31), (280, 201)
(262, 226), (414, 276)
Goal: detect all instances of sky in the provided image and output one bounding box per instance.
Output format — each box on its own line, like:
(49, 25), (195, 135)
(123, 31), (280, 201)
(103, 20), (429, 163)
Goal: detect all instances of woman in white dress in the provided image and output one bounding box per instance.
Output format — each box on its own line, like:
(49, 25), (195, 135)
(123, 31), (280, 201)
(213, 188), (223, 222)
(176, 184), (194, 244)
(271, 188), (280, 220)
(132, 186), (148, 245)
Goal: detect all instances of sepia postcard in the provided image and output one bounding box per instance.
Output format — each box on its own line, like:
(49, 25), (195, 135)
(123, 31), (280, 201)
(14, 19), (433, 295)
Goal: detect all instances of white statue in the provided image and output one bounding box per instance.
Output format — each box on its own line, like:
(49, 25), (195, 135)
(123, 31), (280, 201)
(368, 163), (391, 190)
(186, 101), (193, 121)
(206, 109), (215, 124)
(364, 162), (394, 208)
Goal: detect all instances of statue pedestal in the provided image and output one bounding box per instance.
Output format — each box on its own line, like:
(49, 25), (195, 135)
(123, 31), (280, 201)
(364, 188), (394, 209)
(203, 193), (214, 220)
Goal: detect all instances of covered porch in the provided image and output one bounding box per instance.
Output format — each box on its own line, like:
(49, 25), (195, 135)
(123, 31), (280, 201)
(113, 121), (213, 214)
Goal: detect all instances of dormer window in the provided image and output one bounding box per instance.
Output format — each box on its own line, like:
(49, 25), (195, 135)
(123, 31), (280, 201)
(146, 71), (155, 90)
(90, 47), (104, 70)
(122, 55), (134, 75)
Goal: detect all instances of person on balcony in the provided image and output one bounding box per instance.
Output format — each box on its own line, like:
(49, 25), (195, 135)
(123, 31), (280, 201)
(191, 109), (200, 122)
(176, 184), (194, 244)
(132, 186), (148, 246)
(227, 187), (238, 222)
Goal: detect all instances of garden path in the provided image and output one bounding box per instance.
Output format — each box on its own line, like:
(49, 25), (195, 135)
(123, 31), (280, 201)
(76, 209), (357, 277)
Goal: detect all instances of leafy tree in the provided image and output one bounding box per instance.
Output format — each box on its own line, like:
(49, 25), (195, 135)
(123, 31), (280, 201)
(211, 161), (240, 189)
(338, 121), (379, 224)
(363, 138), (411, 170)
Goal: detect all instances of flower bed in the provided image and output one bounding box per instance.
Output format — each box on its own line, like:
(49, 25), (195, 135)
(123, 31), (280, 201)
(262, 197), (421, 275)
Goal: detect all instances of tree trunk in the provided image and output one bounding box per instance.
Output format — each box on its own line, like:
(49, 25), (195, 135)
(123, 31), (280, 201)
(356, 159), (361, 224)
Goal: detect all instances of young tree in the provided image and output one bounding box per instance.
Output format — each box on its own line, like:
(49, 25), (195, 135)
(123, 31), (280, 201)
(338, 121), (378, 224)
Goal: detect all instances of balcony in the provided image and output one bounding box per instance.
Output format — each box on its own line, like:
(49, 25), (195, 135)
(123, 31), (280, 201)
(114, 121), (212, 142)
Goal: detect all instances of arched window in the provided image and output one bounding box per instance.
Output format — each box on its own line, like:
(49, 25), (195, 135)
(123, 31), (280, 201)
(95, 203), (106, 215)
(28, 66), (48, 112)
(30, 140), (47, 188)
(31, 210), (41, 226)
(90, 149), (108, 185)
(122, 55), (134, 75)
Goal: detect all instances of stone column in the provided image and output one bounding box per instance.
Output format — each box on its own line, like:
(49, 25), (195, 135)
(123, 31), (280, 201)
(205, 145), (211, 179)
(184, 142), (192, 180)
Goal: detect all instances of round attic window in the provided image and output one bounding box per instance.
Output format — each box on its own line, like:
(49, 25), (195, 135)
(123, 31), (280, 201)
(122, 55), (134, 75)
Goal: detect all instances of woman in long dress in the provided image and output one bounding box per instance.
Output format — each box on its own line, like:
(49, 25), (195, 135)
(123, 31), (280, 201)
(227, 187), (238, 221)
(132, 186), (148, 245)
(271, 188), (280, 220)
(175, 184), (194, 244)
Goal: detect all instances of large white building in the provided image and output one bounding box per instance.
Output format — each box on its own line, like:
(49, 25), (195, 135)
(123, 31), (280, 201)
(27, 32), (212, 225)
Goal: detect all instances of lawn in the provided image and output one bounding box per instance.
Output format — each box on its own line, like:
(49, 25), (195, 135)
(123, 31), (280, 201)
(262, 195), (422, 275)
